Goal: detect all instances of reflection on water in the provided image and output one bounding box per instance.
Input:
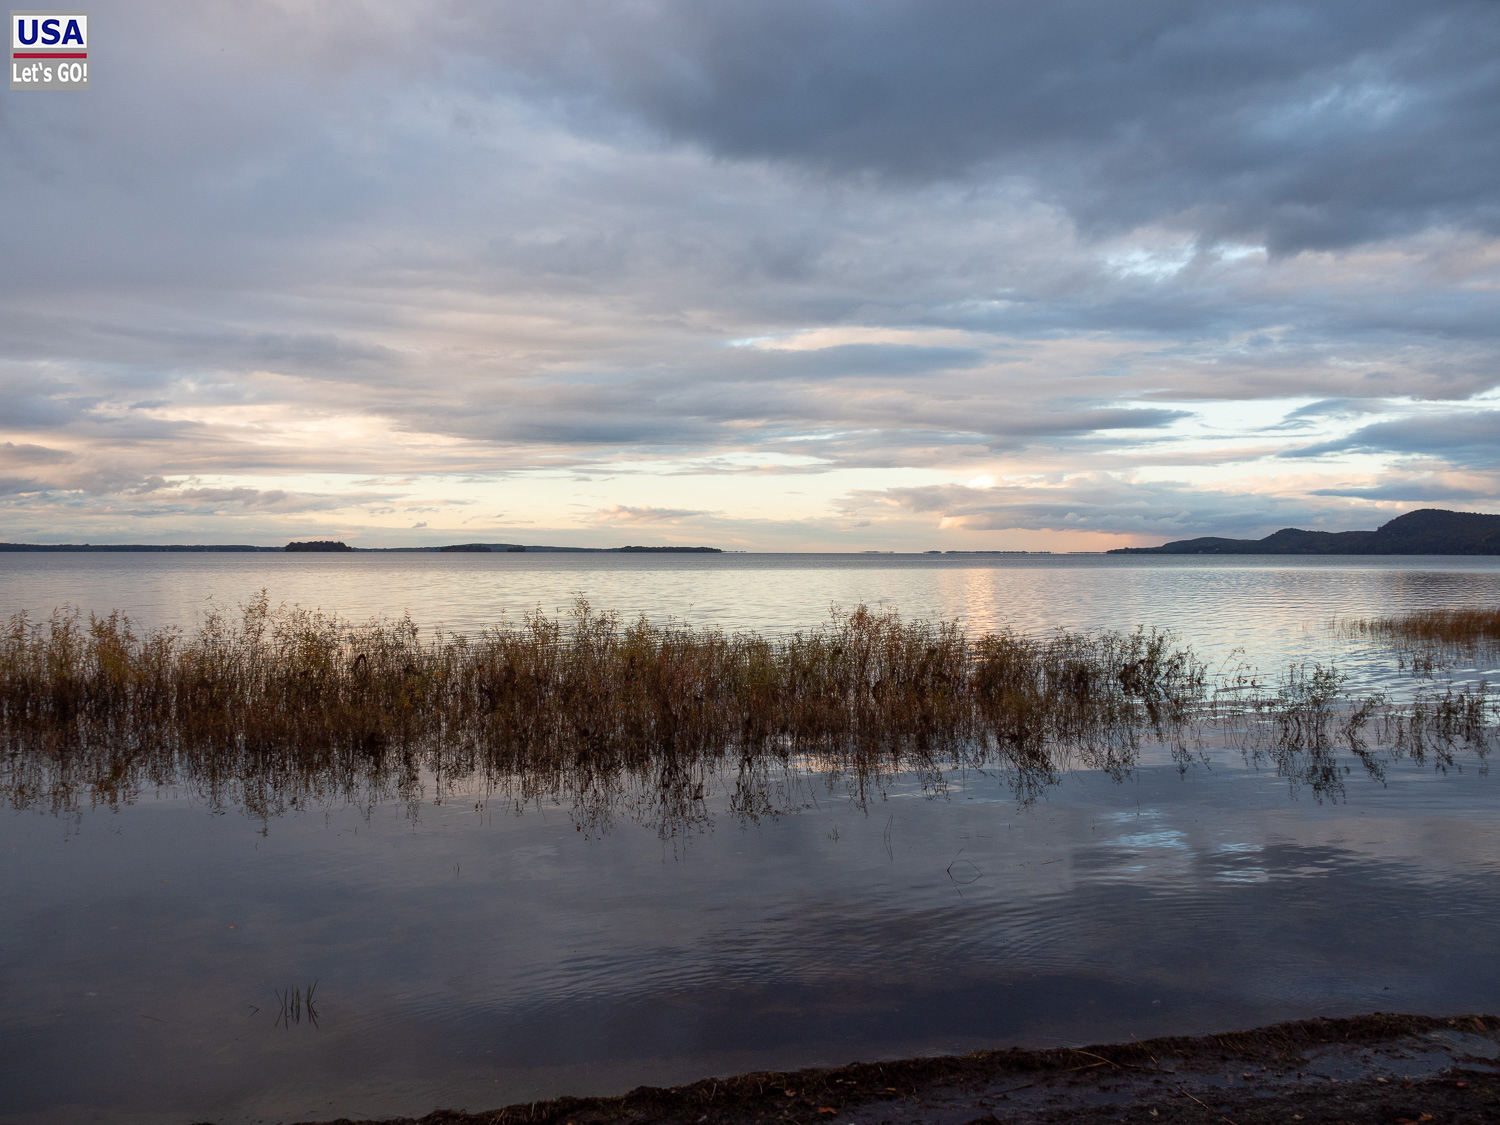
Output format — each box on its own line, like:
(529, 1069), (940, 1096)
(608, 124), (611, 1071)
(2, 556), (1499, 1124)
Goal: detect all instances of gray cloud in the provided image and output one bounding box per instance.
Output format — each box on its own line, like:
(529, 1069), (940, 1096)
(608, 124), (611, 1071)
(1283, 409), (1500, 467)
(0, 477), (43, 498)
(478, 0), (1500, 254)
(1309, 481), (1495, 502)
(854, 476), (1374, 540)
(720, 344), (986, 381)
(0, 442), (73, 466)
(1273, 398), (1391, 429)
(592, 505), (713, 524)
(1, 392), (97, 430)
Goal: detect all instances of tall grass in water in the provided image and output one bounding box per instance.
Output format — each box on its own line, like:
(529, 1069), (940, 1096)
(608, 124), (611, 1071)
(8, 595), (1490, 826)
(1225, 660), (1497, 803)
(0, 594), (1206, 822)
(1340, 607), (1500, 655)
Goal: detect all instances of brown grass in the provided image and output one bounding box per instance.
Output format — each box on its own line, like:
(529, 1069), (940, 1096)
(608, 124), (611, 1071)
(1340, 606), (1500, 652)
(0, 593), (1205, 822)
(3, 595), (1494, 827)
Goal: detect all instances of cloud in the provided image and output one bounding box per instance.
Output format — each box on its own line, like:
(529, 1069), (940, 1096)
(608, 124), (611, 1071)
(592, 505), (713, 524)
(1310, 482), (1494, 502)
(1, 393), (97, 430)
(1283, 409), (1500, 467)
(477, 0), (1500, 253)
(0, 442), (74, 466)
(0, 477), (43, 498)
(849, 474), (1375, 540)
(1272, 398), (1390, 430)
(721, 343), (987, 380)
(0, 475), (398, 523)
(169, 487), (290, 508)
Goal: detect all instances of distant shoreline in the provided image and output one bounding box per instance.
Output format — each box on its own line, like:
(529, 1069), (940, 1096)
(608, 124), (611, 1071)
(0, 543), (1076, 555)
(4, 539), (1500, 556)
(0, 542), (726, 554)
(6, 509), (1500, 555)
(1110, 508), (1500, 555)
(0, 542), (281, 553)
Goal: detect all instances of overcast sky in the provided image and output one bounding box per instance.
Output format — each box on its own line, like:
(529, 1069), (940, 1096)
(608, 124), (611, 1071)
(3, 0), (1498, 549)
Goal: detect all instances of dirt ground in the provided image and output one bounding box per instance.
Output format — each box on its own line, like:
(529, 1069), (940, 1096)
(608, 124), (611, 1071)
(297, 1013), (1500, 1125)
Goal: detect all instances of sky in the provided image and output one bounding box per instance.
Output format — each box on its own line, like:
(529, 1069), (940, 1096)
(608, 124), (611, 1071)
(2, 0), (1499, 551)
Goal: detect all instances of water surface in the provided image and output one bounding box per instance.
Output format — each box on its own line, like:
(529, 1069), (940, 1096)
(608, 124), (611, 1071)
(2, 553), (1497, 1124)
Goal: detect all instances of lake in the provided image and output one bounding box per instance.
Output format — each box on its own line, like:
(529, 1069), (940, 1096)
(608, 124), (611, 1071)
(2, 553), (1498, 1124)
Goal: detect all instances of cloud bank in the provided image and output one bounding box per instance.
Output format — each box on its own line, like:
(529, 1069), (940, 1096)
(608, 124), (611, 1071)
(1, 0), (1498, 548)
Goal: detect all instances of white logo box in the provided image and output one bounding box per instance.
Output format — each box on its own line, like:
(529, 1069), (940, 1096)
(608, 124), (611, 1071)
(11, 10), (88, 89)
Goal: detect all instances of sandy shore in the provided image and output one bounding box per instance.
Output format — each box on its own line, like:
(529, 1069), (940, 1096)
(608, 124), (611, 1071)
(294, 1013), (1498, 1125)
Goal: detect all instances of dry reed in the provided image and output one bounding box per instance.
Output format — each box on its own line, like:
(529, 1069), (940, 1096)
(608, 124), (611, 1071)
(1, 594), (1204, 822)
(1224, 661), (1497, 803)
(1340, 607), (1500, 653)
(3, 595), (1493, 827)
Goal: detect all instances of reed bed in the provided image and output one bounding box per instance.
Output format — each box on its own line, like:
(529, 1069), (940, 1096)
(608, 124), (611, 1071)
(1225, 662), (1496, 802)
(3, 595), (1494, 827)
(1, 594), (1205, 819)
(1340, 607), (1500, 654)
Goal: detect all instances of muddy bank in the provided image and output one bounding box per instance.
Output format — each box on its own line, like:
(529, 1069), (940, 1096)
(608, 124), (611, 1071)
(294, 1013), (1499, 1125)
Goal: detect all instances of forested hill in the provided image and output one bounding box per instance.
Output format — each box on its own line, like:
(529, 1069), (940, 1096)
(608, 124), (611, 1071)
(1109, 509), (1500, 555)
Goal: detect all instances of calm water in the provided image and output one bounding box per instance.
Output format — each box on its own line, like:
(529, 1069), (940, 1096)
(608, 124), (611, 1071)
(5, 549), (1500, 673)
(2, 554), (1499, 1124)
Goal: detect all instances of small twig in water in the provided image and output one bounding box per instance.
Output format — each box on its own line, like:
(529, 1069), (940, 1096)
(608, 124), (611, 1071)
(994, 1081), (1036, 1095)
(946, 848), (983, 895)
(1069, 1048), (1155, 1071)
(1057, 1061), (1112, 1074)
(1177, 1084), (1238, 1125)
